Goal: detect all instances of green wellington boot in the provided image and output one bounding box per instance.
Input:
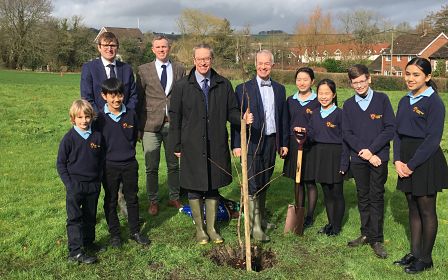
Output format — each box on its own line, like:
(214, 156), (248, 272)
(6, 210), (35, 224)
(204, 199), (224, 244)
(189, 199), (209, 245)
(258, 190), (276, 230)
(249, 196), (270, 242)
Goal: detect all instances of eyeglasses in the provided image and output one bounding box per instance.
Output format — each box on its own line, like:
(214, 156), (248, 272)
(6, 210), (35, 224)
(100, 44), (118, 49)
(194, 57), (212, 63)
(351, 79), (368, 87)
(257, 62), (272, 67)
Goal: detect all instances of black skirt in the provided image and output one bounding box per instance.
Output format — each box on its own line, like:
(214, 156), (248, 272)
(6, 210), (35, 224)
(283, 135), (315, 182)
(397, 137), (448, 196)
(313, 143), (344, 184)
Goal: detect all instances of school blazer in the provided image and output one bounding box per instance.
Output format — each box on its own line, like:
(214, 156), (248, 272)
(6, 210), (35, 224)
(80, 58), (137, 112)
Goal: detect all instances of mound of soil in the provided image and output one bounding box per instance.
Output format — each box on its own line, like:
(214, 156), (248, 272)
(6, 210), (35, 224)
(205, 245), (276, 272)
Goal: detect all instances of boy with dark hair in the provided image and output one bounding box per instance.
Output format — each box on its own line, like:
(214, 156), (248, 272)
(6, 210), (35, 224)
(97, 78), (150, 248)
(342, 64), (395, 259)
(57, 99), (103, 264)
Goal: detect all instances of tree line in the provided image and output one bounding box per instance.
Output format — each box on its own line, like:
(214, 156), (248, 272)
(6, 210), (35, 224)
(0, 1), (446, 72)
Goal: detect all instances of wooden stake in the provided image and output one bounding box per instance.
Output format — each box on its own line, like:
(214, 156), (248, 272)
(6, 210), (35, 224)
(241, 112), (252, 271)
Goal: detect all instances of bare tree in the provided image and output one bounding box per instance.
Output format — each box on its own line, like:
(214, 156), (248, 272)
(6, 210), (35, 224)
(294, 5), (336, 62)
(0, 0), (52, 69)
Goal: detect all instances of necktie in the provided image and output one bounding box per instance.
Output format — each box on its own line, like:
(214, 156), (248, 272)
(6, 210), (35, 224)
(260, 80), (271, 87)
(160, 64), (167, 91)
(202, 78), (209, 111)
(107, 64), (116, 78)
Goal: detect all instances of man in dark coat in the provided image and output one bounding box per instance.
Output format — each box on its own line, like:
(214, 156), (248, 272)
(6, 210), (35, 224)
(169, 43), (252, 244)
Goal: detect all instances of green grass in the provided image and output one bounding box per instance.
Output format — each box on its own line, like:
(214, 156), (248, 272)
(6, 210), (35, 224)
(0, 70), (447, 279)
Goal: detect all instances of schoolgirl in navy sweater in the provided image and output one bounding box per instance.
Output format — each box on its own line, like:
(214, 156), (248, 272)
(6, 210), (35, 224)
(97, 78), (150, 248)
(308, 79), (349, 236)
(283, 67), (320, 229)
(57, 99), (103, 264)
(342, 64), (395, 259)
(393, 58), (448, 274)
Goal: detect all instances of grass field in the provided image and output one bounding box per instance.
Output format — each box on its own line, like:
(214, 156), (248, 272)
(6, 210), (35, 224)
(0, 70), (447, 280)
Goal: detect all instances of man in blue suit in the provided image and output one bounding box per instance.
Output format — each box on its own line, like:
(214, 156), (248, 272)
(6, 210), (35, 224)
(81, 31), (137, 113)
(80, 31), (137, 218)
(231, 50), (288, 242)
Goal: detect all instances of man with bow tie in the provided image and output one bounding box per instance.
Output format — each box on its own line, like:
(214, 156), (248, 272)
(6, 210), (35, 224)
(231, 49), (288, 242)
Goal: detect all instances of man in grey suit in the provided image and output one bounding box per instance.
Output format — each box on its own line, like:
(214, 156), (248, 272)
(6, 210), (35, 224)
(136, 35), (186, 216)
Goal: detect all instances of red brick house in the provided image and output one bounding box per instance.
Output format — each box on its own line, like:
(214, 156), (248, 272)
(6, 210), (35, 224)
(290, 42), (389, 63)
(380, 32), (448, 76)
(94, 27), (144, 44)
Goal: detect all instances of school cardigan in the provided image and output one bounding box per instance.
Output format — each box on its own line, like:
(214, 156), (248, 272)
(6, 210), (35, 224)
(393, 92), (445, 170)
(285, 96), (320, 135)
(308, 107), (350, 172)
(342, 91), (395, 164)
(97, 108), (138, 164)
(56, 128), (103, 187)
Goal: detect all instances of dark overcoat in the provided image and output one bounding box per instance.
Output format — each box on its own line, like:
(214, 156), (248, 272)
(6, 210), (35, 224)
(169, 67), (240, 191)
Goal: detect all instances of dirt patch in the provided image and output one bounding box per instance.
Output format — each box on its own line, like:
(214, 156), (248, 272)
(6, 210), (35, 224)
(205, 245), (277, 272)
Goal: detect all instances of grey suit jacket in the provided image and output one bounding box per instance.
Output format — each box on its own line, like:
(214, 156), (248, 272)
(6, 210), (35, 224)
(136, 60), (185, 132)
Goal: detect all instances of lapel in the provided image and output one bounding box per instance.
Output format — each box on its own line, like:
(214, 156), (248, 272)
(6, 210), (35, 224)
(95, 59), (107, 80)
(250, 78), (265, 122)
(115, 60), (123, 82)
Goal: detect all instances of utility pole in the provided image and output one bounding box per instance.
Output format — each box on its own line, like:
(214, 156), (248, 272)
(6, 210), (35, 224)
(390, 28), (394, 76)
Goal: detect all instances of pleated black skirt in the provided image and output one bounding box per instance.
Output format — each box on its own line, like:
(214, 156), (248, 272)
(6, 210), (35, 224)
(397, 137), (448, 196)
(313, 143), (344, 184)
(283, 135), (315, 182)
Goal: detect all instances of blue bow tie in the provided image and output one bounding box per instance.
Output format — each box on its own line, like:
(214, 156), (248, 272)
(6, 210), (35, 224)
(260, 80), (271, 87)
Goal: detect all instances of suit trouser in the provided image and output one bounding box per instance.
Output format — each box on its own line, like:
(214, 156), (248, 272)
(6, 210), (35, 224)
(103, 160), (140, 236)
(350, 162), (388, 243)
(66, 181), (100, 256)
(247, 134), (277, 196)
(142, 122), (180, 202)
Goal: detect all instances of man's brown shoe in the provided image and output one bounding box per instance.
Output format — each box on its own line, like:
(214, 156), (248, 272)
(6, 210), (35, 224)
(347, 235), (368, 247)
(167, 199), (183, 209)
(148, 202), (159, 216)
(371, 242), (387, 259)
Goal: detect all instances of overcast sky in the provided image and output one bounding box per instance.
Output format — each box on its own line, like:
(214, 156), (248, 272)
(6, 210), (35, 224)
(52, 0), (443, 34)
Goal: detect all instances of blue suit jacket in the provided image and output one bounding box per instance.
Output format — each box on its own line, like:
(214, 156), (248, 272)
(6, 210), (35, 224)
(80, 58), (137, 112)
(231, 77), (288, 155)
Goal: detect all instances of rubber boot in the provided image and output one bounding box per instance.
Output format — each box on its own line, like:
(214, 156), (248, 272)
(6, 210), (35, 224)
(258, 191), (276, 230)
(205, 199), (224, 244)
(250, 196), (270, 242)
(189, 199), (209, 244)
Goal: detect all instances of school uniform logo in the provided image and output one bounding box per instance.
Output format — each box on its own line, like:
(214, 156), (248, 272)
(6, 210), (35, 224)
(370, 113), (382, 120)
(412, 106), (425, 116)
(122, 122), (134, 129)
(90, 142), (101, 149)
(306, 108), (313, 114)
(326, 121), (336, 128)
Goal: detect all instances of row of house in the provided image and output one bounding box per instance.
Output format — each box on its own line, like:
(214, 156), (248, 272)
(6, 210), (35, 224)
(95, 27), (448, 76)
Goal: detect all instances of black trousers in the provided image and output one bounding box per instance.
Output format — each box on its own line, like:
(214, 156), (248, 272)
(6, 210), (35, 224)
(103, 160), (140, 236)
(247, 134), (277, 195)
(66, 181), (100, 256)
(350, 162), (388, 243)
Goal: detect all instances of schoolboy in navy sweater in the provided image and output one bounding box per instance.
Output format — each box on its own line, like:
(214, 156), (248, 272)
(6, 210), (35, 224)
(342, 64), (395, 259)
(97, 78), (150, 248)
(57, 99), (103, 264)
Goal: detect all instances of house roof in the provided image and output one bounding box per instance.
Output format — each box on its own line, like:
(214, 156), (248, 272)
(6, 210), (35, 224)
(290, 42), (389, 56)
(369, 56), (382, 72)
(429, 45), (448, 59)
(94, 27), (144, 43)
(388, 32), (448, 55)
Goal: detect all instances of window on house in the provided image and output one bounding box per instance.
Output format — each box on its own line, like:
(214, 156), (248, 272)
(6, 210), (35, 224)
(408, 55), (414, 61)
(445, 61), (448, 72)
(385, 55), (391, 61)
(396, 71), (402, 76)
(396, 55), (401, 61)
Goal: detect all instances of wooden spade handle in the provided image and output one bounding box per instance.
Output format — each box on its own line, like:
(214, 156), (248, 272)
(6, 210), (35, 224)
(295, 149), (303, 183)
